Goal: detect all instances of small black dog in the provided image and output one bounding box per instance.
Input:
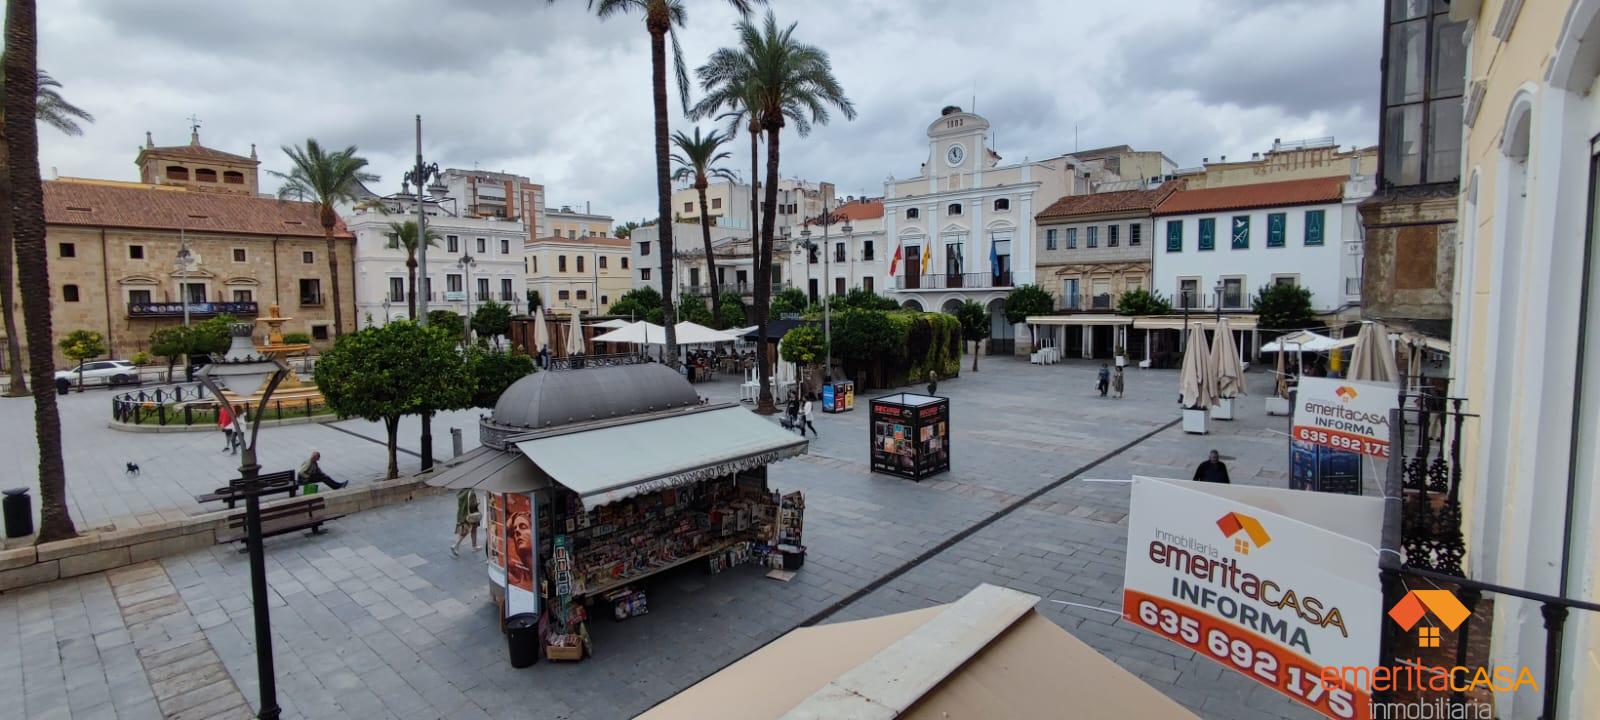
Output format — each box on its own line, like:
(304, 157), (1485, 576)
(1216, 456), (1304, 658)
(124, 462), (141, 477)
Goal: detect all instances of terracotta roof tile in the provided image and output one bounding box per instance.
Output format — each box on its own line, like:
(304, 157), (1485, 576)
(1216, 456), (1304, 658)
(143, 143), (257, 164)
(531, 235), (630, 248)
(1153, 177), (1344, 216)
(44, 180), (351, 239)
(1035, 181), (1178, 220)
(803, 198), (884, 225)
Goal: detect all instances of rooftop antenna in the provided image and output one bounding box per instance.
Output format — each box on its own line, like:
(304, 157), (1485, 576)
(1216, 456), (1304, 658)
(1074, 124), (1079, 153)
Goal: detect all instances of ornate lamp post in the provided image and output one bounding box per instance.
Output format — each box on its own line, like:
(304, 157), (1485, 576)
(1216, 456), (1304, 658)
(195, 323), (293, 720)
(801, 207), (843, 380)
(381, 298), (391, 324)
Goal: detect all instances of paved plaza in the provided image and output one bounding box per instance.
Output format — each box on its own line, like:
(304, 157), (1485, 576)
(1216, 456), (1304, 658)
(1, 358), (1319, 719)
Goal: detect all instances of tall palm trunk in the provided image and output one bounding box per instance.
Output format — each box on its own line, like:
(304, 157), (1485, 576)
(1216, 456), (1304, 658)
(0, 136), (25, 395)
(320, 207), (344, 338)
(754, 121), (783, 414)
(406, 256), (418, 320)
(6, 0), (75, 542)
(749, 123), (760, 259)
(646, 5), (678, 365)
(697, 180), (722, 326)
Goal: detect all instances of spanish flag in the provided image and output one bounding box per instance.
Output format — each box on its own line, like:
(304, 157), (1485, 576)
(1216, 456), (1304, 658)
(889, 243), (903, 276)
(921, 244), (932, 274)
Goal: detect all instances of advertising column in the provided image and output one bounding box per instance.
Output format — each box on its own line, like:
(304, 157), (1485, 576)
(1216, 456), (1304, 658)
(504, 492), (539, 617)
(1122, 477), (1383, 720)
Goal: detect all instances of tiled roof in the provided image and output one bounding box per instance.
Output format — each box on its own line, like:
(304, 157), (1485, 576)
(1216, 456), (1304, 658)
(143, 142), (256, 164)
(1035, 181), (1178, 220)
(44, 180), (351, 239)
(804, 198), (884, 225)
(531, 235), (630, 248)
(1153, 177), (1345, 216)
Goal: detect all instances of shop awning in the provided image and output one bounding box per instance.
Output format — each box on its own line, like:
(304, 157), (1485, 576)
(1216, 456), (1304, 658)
(1024, 314), (1133, 326)
(513, 405), (807, 508)
(1133, 315), (1259, 331)
(425, 446), (549, 493)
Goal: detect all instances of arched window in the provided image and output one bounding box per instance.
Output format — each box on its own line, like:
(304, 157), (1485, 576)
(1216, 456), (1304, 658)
(223, 171), (245, 185)
(165, 166), (189, 181)
(195, 168), (218, 183)
(948, 203), (963, 216)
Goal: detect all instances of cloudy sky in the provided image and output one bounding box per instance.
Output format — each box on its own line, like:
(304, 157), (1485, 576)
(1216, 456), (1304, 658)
(32, 0), (1377, 226)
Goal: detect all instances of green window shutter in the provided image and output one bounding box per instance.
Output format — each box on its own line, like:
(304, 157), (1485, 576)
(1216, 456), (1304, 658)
(1231, 216), (1250, 249)
(1166, 220), (1183, 252)
(1267, 213), (1286, 248)
(1305, 210), (1325, 246)
(1198, 218), (1215, 251)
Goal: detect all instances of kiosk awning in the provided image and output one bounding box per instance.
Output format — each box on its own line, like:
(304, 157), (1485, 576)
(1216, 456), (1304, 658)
(513, 405), (807, 508)
(425, 446), (549, 493)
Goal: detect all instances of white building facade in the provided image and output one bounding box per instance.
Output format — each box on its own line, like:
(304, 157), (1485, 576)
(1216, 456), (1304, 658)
(784, 198), (888, 301)
(1150, 176), (1367, 316)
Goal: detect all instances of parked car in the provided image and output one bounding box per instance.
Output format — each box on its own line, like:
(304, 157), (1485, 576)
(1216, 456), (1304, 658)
(54, 359), (140, 392)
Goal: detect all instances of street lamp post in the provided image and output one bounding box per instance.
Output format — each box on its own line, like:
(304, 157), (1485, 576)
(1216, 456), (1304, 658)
(800, 207), (841, 381)
(194, 323), (292, 720)
(458, 253), (476, 345)
(381, 298), (391, 324)
(405, 115), (440, 326)
(1214, 280), (1224, 323)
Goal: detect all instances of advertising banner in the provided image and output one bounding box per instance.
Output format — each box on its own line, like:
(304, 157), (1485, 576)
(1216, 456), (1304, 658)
(1122, 477), (1383, 720)
(1291, 378), (1399, 459)
(504, 492), (538, 616)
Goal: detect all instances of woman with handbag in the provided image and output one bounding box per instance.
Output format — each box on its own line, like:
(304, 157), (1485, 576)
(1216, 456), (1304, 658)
(451, 489), (482, 557)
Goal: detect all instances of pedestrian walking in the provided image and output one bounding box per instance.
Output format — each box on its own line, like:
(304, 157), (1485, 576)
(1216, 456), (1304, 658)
(800, 398), (819, 438)
(218, 403), (237, 453)
(1112, 366), (1125, 399)
(1097, 363), (1111, 397)
(1193, 449), (1231, 484)
(927, 370), (939, 396)
(299, 450), (348, 490)
(451, 489), (481, 557)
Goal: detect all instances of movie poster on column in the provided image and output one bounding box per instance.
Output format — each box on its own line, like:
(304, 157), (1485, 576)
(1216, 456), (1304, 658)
(504, 492), (538, 616)
(1121, 477), (1382, 720)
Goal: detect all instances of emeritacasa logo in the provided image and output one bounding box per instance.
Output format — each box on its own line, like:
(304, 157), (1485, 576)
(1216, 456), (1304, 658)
(1388, 590), (1471, 648)
(1215, 511), (1271, 555)
(1335, 385), (1359, 402)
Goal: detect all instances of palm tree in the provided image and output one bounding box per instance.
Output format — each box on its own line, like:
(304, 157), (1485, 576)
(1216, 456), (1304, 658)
(577, 0), (762, 366)
(6, 0), (76, 541)
(386, 220), (440, 320)
(269, 140), (376, 340)
(0, 64), (93, 397)
(697, 11), (855, 413)
(670, 127), (737, 326)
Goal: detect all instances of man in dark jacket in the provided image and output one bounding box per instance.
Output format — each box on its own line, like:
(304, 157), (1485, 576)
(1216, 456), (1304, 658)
(1193, 449), (1230, 484)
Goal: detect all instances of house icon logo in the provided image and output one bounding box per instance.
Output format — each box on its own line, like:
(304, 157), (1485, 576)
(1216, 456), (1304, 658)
(1335, 386), (1359, 402)
(1388, 590), (1472, 648)
(1216, 512), (1271, 555)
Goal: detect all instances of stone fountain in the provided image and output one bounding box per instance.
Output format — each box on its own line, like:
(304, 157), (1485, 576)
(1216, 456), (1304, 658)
(218, 304), (327, 408)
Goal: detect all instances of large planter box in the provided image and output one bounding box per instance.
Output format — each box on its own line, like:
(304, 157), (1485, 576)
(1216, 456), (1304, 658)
(1213, 396), (1235, 421)
(1182, 407), (1210, 434)
(1265, 396), (1292, 416)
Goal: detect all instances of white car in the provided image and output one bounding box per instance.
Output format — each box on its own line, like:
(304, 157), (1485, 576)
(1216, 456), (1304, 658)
(54, 360), (140, 389)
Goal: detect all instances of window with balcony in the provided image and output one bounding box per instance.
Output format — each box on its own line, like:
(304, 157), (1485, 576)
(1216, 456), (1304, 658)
(1304, 210), (1326, 246)
(298, 278), (322, 305)
(834, 242), (845, 263)
(1178, 278), (1199, 308)
(501, 279), (513, 300)
(948, 203), (962, 216)
(1107, 224), (1120, 247)
(128, 289), (152, 305)
(477, 278), (490, 299)
(389, 277), (405, 302)
(1222, 277), (1245, 309)
(1086, 226), (1098, 248)
(232, 289), (253, 303)
(1199, 218), (1216, 251)
(1129, 224), (1142, 246)
(1267, 213), (1287, 248)
(1066, 228), (1077, 249)
(447, 274), (463, 292)
(1166, 220), (1183, 252)
(183, 282), (207, 303)
(1381, 0), (1466, 187)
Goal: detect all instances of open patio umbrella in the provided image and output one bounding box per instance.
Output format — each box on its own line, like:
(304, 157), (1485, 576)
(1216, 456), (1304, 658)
(1211, 317), (1246, 399)
(533, 306), (551, 353)
(591, 321), (667, 345)
(1347, 321), (1398, 384)
(674, 321), (740, 345)
(593, 318), (632, 330)
(1180, 322), (1217, 409)
(566, 310), (586, 356)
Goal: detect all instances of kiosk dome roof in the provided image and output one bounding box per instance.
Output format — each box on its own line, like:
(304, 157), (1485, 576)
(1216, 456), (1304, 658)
(491, 363), (699, 430)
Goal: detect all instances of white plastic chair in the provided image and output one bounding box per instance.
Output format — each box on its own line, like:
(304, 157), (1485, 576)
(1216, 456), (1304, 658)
(740, 368), (760, 403)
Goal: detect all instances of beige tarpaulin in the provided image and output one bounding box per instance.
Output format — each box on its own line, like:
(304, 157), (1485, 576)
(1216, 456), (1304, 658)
(1347, 321), (1398, 384)
(640, 584), (1198, 720)
(1211, 316), (1246, 399)
(532, 306), (550, 352)
(1180, 322), (1216, 409)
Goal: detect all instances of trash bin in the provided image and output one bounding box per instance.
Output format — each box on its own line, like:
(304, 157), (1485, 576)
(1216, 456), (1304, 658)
(3, 488), (33, 538)
(55, 378), (70, 395)
(505, 613), (539, 668)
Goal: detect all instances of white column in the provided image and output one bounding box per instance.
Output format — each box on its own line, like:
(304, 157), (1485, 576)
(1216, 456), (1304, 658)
(1017, 194), (1033, 285)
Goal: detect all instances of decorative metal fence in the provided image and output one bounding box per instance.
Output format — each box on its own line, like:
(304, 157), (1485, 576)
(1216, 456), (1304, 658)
(111, 385), (325, 427)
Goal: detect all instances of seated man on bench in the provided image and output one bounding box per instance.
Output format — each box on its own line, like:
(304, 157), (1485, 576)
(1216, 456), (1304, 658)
(299, 450), (348, 490)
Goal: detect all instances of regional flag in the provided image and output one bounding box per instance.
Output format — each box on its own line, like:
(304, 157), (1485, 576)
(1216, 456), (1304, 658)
(921, 244), (931, 273)
(889, 243), (903, 276)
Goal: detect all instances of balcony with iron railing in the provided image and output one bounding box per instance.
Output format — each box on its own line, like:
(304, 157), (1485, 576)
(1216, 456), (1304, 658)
(893, 271), (1013, 291)
(681, 281), (791, 298)
(1172, 291), (1255, 313)
(128, 301), (259, 319)
(298, 294), (324, 307)
(1057, 293), (1118, 312)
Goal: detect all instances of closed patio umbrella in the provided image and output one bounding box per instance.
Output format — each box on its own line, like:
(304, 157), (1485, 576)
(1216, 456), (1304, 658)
(566, 310), (586, 356)
(1274, 342), (1289, 399)
(1180, 322), (1216, 409)
(1347, 321), (1397, 384)
(533, 306), (551, 353)
(1211, 317), (1246, 399)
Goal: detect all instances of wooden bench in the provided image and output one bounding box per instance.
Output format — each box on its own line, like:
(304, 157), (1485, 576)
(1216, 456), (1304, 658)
(195, 470), (300, 509)
(217, 496), (345, 546)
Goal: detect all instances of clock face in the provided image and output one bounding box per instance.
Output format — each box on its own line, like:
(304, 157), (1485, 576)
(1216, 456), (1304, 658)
(946, 144), (965, 167)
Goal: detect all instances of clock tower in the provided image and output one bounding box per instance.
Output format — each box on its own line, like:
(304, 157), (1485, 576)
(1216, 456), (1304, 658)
(926, 106), (991, 178)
